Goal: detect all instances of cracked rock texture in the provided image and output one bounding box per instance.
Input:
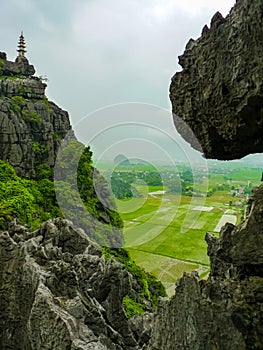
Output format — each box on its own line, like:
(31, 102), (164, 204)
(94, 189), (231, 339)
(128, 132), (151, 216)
(0, 53), (73, 177)
(170, 0), (263, 160)
(1, 187), (263, 350)
(0, 218), (153, 350)
(1, 1), (263, 348)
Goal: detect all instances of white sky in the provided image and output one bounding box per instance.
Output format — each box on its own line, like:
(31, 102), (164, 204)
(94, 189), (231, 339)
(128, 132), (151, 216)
(0, 0), (238, 162)
(0, 0), (235, 118)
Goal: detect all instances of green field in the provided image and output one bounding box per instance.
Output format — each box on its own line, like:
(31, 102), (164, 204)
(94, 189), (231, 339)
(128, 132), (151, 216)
(113, 163), (262, 296)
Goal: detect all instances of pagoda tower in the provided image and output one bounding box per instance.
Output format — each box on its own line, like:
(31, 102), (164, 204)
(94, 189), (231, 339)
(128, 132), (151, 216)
(15, 31), (29, 63)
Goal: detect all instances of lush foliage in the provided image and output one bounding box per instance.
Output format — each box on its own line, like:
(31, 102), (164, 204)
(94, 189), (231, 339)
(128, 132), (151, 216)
(0, 143), (123, 240)
(122, 295), (145, 318)
(0, 150), (167, 311)
(0, 161), (61, 229)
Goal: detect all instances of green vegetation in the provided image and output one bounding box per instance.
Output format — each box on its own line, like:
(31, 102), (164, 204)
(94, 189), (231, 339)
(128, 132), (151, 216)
(0, 154), (166, 313)
(11, 97), (42, 123)
(43, 96), (53, 112)
(102, 161), (262, 295)
(22, 110), (42, 123)
(18, 82), (26, 94)
(0, 161), (61, 229)
(54, 140), (123, 246)
(0, 204), (12, 226)
(11, 96), (26, 112)
(123, 295), (145, 318)
(32, 142), (50, 154)
(7, 75), (22, 80)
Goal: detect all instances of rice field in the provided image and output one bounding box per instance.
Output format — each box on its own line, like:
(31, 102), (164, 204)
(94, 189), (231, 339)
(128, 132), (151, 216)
(114, 164), (262, 296)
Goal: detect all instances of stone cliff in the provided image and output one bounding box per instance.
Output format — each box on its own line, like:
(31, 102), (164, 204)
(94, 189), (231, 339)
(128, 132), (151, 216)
(155, 0), (263, 348)
(1, 1), (263, 348)
(170, 0), (263, 160)
(0, 38), (162, 350)
(0, 218), (154, 350)
(0, 51), (73, 177)
(1, 186), (262, 349)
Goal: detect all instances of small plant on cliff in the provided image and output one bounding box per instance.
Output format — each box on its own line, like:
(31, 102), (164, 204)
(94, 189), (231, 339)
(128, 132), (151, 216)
(32, 142), (50, 154)
(122, 295), (145, 318)
(43, 96), (53, 112)
(0, 204), (12, 228)
(11, 96), (26, 112)
(22, 110), (42, 124)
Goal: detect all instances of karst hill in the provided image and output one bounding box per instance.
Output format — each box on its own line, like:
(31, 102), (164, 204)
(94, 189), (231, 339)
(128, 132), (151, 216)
(0, 0), (263, 348)
(0, 33), (73, 177)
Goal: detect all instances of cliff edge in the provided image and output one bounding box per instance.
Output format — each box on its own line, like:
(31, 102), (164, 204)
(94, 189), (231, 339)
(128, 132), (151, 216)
(170, 0), (263, 160)
(0, 51), (73, 177)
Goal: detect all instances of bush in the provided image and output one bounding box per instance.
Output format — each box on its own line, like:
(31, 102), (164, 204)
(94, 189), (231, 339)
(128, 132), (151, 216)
(22, 110), (42, 123)
(122, 295), (145, 318)
(11, 96), (25, 112)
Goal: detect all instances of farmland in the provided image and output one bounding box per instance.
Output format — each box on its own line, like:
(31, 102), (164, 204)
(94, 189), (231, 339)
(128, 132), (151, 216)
(102, 160), (262, 296)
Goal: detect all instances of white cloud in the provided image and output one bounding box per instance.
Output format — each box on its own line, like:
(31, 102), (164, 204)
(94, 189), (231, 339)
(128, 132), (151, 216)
(153, 0), (235, 19)
(0, 0), (237, 122)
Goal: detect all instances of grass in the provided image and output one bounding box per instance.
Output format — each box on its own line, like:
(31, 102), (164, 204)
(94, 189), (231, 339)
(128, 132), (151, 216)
(128, 249), (209, 297)
(113, 163), (262, 295)
(120, 191), (228, 265)
(116, 187), (245, 294)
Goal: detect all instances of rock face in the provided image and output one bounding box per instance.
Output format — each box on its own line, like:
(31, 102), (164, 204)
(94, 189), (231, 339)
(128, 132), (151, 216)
(170, 0), (263, 160)
(2, 1), (263, 347)
(0, 52), (73, 177)
(1, 187), (263, 350)
(147, 184), (263, 349)
(0, 218), (153, 350)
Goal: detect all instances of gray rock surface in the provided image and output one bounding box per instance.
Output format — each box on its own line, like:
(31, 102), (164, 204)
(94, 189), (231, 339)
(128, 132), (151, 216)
(1, 1), (263, 347)
(0, 218), (153, 350)
(170, 0), (263, 160)
(0, 53), (73, 177)
(1, 185), (263, 350)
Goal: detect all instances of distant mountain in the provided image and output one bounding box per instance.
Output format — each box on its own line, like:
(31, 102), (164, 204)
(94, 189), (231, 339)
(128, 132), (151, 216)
(114, 154), (131, 166)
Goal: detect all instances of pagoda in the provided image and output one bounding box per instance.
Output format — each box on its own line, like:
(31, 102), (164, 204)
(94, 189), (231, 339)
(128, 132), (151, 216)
(15, 31), (29, 63)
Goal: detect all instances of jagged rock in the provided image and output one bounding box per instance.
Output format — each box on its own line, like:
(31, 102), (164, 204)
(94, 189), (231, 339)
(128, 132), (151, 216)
(0, 218), (153, 350)
(147, 184), (263, 350)
(0, 52), (35, 76)
(3, 186), (260, 350)
(170, 0), (263, 160)
(0, 53), (73, 176)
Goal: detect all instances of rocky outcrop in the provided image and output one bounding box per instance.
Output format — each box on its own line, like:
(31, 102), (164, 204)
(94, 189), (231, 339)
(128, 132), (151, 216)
(0, 52), (73, 177)
(170, 0), (263, 160)
(2, 0), (263, 347)
(2, 186), (263, 350)
(147, 184), (263, 350)
(0, 218), (154, 350)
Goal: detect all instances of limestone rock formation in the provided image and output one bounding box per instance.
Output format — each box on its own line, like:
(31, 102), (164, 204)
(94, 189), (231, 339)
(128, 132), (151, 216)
(0, 52), (73, 177)
(1, 186), (263, 350)
(2, 0), (263, 347)
(170, 0), (263, 160)
(0, 218), (154, 350)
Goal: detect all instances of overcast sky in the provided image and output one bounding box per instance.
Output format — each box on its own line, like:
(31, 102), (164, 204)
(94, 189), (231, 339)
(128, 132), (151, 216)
(1, 0), (235, 118)
(1, 0), (239, 164)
